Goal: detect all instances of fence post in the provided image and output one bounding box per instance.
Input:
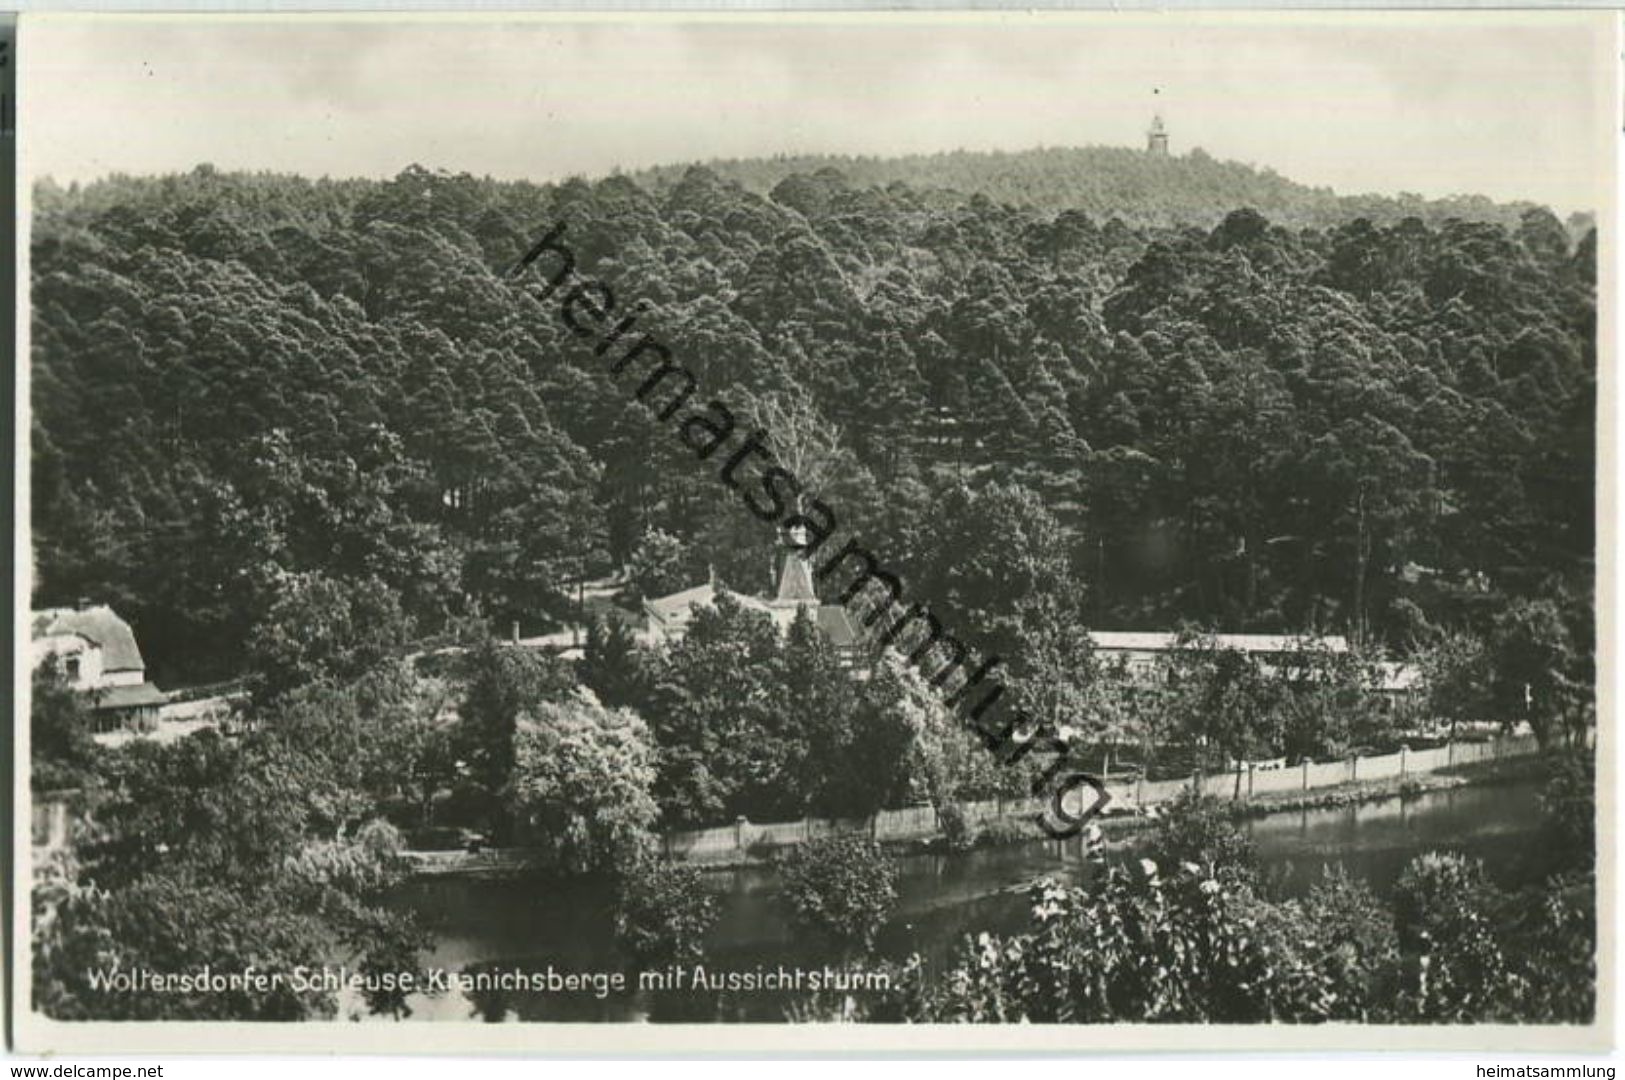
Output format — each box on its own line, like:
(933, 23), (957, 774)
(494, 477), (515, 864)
(735, 816), (747, 854)
(1247, 762), (1255, 798)
(1136, 774), (1145, 809)
(1349, 753), (1359, 783)
(1446, 740), (1454, 767)
(1301, 758), (1310, 791)
(1400, 745), (1408, 776)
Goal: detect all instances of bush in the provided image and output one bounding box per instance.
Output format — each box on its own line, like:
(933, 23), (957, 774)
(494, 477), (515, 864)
(897, 865), (1357, 1023)
(977, 815), (1041, 847)
(613, 859), (718, 969)
(1508, 872), (1595, 1023)
(1392, 852), (1518, 1021)
(1540, 751), (1595, 867)
(937, 802), (979, 850)
(776, 835), (898, 954)
(1302, 866), (1401, 1019)
(1143, 789), (1257, 884)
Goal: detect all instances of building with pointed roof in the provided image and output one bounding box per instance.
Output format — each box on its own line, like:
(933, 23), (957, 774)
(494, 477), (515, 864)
(642, 552), (861, 661)
(31, 602), (167, 733)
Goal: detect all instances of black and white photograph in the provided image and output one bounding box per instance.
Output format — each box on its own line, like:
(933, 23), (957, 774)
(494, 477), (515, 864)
(11, 11), (1615, 1054)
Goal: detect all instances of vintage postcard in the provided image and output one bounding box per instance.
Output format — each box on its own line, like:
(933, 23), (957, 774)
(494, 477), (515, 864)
(10, 10), (1616, 1054)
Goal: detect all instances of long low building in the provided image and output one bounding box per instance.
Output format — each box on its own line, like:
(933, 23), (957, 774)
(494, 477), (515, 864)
(1088, 630), (1418, 694)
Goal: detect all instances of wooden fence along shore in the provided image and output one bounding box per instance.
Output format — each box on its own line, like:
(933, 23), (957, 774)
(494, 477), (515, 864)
(400, 733), (1542, 875)
(659, 733), (1541, 865)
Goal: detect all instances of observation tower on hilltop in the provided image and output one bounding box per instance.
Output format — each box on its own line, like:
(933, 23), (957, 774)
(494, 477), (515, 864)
(1147, 114), (1170, 156)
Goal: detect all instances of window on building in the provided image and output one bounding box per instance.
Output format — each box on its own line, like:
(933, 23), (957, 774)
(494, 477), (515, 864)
(63, 656), (80, 682)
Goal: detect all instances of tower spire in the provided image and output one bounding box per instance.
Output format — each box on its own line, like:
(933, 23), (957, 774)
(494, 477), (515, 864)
(1147, 113), (1169, 157)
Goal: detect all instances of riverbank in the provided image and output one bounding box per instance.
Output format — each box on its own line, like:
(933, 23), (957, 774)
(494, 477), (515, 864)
(387, 774), (1557, 1021)
(1238, 753), (1545, 817)
(909, 752), (1546, 858)
(400, 745), (1546, 878)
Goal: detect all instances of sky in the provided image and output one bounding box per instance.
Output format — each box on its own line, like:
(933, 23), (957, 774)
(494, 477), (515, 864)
(22, 13), (1617, 214)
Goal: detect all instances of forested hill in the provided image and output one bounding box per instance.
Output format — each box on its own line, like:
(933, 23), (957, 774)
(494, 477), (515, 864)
(31, 162), (1596, 687)
(627, 145), (1569, 230)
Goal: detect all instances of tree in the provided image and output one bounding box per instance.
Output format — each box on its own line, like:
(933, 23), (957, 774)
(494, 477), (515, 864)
(1269, 637), (1388, 761)
(31, 661), (99, 792)
(916, 481), (1075, 661)
(1008, 592), (1108, 753)
(781, 606), (880, 819)
(776, 835), (898, 954)
(455, 642), (575, 832)
(1506, 871), (1595, 1024)
(578, 614), (649, 710)
(635, 593), (801, 825)
(244, 571), (414, 700)
(510, 695), (660, 876)
(30, 169), (1595, 690)
(33, 867), (336, 1020)
(1487, 598), (1588, 749)
(613, 858), (719, 969)
(736, 384), (848, 520)
(830, 656), (925, 818)
(626, 527), (691, 601)
(1164, 633), (1278, 788)
(1414, 628), (1492, 737)
(33, 728), (426, 1020)
(255, 660), (455, 831)
(1539, 750), (1595, 868)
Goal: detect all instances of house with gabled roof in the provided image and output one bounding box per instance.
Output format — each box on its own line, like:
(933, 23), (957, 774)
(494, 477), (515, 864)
(642, 553), (861, 662)
(31, 602), (167, 733)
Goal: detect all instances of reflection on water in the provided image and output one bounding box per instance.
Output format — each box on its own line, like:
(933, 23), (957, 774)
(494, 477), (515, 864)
(385, 778), (1551, 1023)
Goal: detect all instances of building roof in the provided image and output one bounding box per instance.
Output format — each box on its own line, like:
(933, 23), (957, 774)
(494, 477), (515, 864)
(1377, 661), (1422, 693)
(642, 569), (857, 652)
(643, 583), (773, 625)
(1089, 631), (1350, 655)
(32, 605), (147, 672)
(815, 605), (860, 650)
(774, 555), (819, 605)
(642, 583), (719, 624)
(91, 682), (168, 711)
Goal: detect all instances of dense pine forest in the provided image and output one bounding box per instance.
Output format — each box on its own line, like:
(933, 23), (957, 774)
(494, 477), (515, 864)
(629, 145), (1588, 230)
(29, 144), (1600, 1026)
(31, 149), (1595, 693)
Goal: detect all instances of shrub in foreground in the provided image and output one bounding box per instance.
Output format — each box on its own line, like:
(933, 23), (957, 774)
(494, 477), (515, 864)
(776, 835), (898, 954)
